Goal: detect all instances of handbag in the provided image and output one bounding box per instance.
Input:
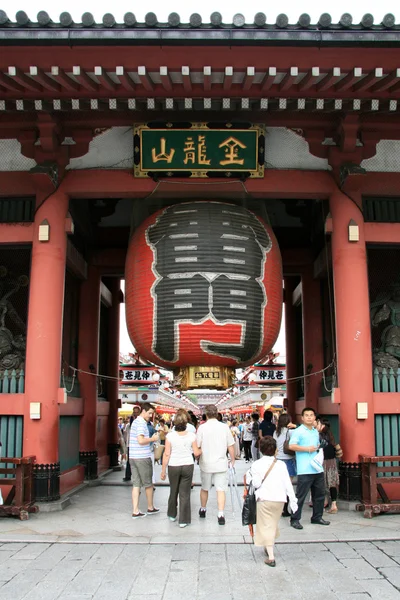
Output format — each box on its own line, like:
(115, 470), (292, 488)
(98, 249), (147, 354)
(242, 459), (277, 526)
(283, 430), (295, 456)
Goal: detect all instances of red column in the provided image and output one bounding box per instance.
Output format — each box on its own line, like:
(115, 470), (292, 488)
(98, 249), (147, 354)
(78, 266), (101, 452)
(284, 277), (298, 420)
(24, 190), (69, 462)
(330, 190), (375, 460)
(301, 266), (324, 411)
(107, 278), (121, 464)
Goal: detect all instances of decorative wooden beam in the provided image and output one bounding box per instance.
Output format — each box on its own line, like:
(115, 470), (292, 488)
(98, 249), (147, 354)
(261, 67), (277, 91)
(159, 66), (173, 92)
(243, 66), (255, 91)
(115, 66), (135, 91)
(72, 66), (98, 91)
(353, 68), (383, 92)
(279, 67), (299, 92)
(94, 67), (116, 91)
(8, 66), (42, 92)
(0, 71), (24, 92)
(370, 68), (400, 92)
(335, 67), (363, 92)
(137, 66), (154, 92)
(51, 67), (80, 91)
(181, 66), (192, 92)
(316, 67), (341, 91)
(203, 66), (212, 91)
(29, 66), (60, 92)
(223, 66), (233, 90)
(298, 67), (320, 91)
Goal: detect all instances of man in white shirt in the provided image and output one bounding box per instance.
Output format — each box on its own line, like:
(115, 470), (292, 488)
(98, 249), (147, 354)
(196, 404), (235, 525)
(129, 403), (159, 518)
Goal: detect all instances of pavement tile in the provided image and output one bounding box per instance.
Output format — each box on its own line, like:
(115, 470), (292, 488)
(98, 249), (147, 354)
(341, 558), (383, 579)
(22, 578), (69, 600)
(9, 543), (50, 560)
(379, 566), (400, 587)
(374, 541), (400, 556)
(325, 542), (360, 558)
(360, 578), (400, 599)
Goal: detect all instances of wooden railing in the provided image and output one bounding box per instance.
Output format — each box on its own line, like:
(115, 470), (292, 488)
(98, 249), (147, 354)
(0, 369), (24, 393)
(356, 454), (400, 518)
(373, 367), (400, 392)
(0, 456), (38, 520)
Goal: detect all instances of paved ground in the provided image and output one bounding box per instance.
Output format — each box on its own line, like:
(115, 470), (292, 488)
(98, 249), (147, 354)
(1, 540), (400, 599)
(0, 461), (400, 598)
(0, 461), (399, 545)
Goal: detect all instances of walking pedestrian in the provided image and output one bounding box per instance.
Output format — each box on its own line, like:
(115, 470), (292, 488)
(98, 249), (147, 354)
(288, 407), (330, 530)
(242, 416), (253, 463)
(160, 412), (201, 527)
(259, 410), (276, 438)
(129, 403), (160, 518)
(318, 418), (340, 514)
(123, 405), (141, 482)
(196, 404), (235, 525)
(273, 413), (297, 516)
(251, 413), (260, 462)
(246, 436), (297, 567)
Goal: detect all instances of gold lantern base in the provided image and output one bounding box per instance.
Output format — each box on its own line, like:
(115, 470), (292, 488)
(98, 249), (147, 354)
(173, 366), (235, 390)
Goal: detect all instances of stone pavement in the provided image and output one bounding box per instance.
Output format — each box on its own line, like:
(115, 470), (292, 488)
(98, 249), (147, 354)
(0, 461), (400, 598)
(1, 540), (400, 599)
(0, 460), (399, 545)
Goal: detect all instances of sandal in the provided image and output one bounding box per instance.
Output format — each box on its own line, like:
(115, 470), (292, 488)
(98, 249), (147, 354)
(264, 559), (276, 567)
(327, 507), (338, 514)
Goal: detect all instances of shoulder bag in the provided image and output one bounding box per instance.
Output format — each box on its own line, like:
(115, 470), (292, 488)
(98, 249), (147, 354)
(283, 430), (295, 456)
(242, 459), (277, 526)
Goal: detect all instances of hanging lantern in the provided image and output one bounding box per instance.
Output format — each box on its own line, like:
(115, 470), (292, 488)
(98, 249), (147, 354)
(125, 201), (282, 383)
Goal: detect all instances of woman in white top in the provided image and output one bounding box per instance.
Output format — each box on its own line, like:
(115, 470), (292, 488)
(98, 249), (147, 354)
(246, 436), (297, 567)
(273, 413), (297, 517)
(161, 413), (201, 527)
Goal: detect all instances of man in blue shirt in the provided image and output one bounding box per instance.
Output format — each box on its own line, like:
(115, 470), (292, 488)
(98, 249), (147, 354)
(288, 407), (330, 530)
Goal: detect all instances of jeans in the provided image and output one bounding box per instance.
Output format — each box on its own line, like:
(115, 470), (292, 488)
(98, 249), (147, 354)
(167, 464), (194, 524)
(251, 440), (260, 462)
(291, 472), (325, 522)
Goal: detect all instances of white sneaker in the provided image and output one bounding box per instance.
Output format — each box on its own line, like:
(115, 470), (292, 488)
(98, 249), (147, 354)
(179, 523), (188, 528)
(169, 517), (177, 522)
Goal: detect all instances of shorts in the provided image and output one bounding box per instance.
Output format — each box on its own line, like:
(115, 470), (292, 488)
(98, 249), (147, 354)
(130, 457), (153, 488)
(200, 471), (228, 492)
(282, 458), (297, 478)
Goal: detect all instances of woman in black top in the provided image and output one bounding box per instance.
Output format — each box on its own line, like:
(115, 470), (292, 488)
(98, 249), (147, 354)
(318, 419), (340, 513)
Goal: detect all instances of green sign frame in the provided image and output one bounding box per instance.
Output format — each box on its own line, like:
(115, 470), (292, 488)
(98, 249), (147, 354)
(134, 123), (265, 178)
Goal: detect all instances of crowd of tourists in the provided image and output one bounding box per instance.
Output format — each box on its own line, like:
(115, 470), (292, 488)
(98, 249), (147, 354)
(119, 403), (342, 566)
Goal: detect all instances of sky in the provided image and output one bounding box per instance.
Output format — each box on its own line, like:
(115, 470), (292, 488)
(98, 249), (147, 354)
(1, 1), (397, 24)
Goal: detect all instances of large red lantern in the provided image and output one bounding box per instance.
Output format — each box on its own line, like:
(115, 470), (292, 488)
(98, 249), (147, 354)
(125, 201), (282, 369)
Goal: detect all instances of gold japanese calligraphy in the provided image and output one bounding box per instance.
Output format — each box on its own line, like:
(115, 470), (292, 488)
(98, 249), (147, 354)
(219, 137), (246, 166)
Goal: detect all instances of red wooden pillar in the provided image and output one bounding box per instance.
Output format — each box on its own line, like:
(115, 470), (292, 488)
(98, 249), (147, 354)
(330, 189), (375, 460)
(78, 266), (101, 460)
(24, 190), (69, 463)
(107, 278), (121, 467)
(284, 276), (297, 420)
(301, 265), (324, 411)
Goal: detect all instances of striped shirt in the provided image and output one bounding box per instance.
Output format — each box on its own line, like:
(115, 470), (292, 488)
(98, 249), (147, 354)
(129, 416), (152, 459)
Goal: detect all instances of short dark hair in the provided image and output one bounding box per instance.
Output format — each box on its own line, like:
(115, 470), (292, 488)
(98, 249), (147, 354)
(206, 405), (218, 419)
(174, 413), (188, 432)
(259, 436), (276, 456)
(264, 410), (273, 422)
(302, 406), (316, 416)
(251, 412), (260, 421)
(141, 402), (154, 413)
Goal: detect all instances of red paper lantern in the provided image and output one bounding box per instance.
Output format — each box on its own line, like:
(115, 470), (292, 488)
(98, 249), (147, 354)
(125, 201), (282, 369)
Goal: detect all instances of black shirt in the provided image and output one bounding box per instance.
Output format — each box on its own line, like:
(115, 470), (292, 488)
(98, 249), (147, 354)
(259, 420), (276, 437)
